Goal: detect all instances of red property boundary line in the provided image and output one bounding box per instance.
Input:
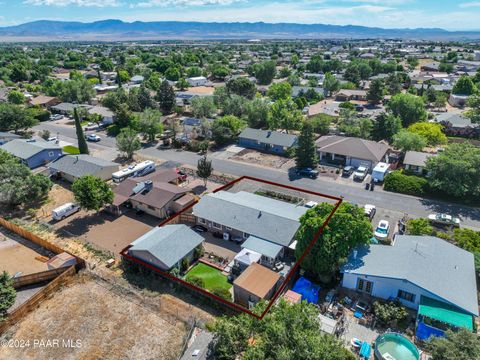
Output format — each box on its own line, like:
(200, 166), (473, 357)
(120, 175), (343, 320)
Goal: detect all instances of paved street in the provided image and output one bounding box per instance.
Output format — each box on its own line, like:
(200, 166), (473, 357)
(34, 121), (480, 230)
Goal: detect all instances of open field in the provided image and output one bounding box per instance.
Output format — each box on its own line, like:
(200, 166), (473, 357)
(0, 229), (51, 276)
(0, 273), (188, 360)
(186, 263), (232, 292)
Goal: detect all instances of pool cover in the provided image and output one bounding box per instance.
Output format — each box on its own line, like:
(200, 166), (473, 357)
(416, 321), (445, 341)
(292, 277), (320, 304)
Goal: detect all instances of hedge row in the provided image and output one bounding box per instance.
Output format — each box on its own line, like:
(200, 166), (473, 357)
(384, 171), (429, 196)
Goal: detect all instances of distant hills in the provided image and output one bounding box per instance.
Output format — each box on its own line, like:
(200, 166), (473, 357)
(0, 20), (480, 42)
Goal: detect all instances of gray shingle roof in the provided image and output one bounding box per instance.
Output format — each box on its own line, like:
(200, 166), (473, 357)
(435, 113), (477, 128)
(193, 191), (307, 247)
(342, 235), (478, 316)
(239, 128), (298, 148)
(48, 154), (118, 178)
(129, 225), (203, 269)
(403, 151), (434, 167)
(0, 139), (61, 159)
(242, 235), (283, 259)
(315, 135), (390, 163)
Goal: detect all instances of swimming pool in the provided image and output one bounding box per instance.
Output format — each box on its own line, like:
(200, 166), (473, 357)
(375, 333), (419, 360)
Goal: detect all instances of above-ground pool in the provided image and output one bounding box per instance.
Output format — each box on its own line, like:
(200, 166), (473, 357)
(375, 333), (419, 360)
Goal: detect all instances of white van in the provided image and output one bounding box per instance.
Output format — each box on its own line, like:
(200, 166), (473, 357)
(52, 203), (80, 221)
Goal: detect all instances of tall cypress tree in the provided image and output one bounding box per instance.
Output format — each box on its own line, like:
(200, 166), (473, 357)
(196, 155), (213, 187)
(156, 80), (176, 114)
(74, 107), (89, 155)
(295, 121), (318, 169)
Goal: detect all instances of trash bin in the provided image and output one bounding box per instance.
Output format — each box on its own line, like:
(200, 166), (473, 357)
(365, 183), (370, 190)
(370, 183), (375, 191)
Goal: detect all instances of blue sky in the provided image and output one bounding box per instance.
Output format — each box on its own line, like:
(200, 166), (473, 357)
(1, 0), (480, 30)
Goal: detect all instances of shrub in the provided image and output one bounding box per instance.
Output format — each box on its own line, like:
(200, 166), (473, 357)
(211, 287), (232, 301)
(384, 171), (428, 196)
(373, 300), (408, 327)
(194, 245), (204, 260)
(186, 275), (205, 288)
(181, 257), (189, 272)
(406, 218), (434, 236)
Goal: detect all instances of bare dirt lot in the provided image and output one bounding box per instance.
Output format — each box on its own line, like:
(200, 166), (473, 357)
(0, 229), (51, 276)
(231, 149), (294, 170)
(0, 273), (188, 360)
(36, 183), (75, 221)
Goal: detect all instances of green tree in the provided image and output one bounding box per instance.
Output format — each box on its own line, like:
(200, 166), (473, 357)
(252, 60), (277, 85)
(211, 115), (246, 146)
(210, 300), (356, 360)
(323, 72), (340, 97)
(295, 202), (372, 280)
(453, 228), (480, 253)
(245, 98), (270, 129)
(176, 78), (189, 91)
(406, 218), (434, 236)
(156, 80), (176, 114)
(226, 77), (257, 99)
(116, 127), (141, 160)
(295, 121), (318, 168)
(221, 94), (248, 118)
(164, 67), (181, 81)
(196, 155), (213, 187)
(452, 75), (477, 95)
(310, 114), (332, 135)
(267, 81), (292, 101)
(74, 107), (89, 155)
(7, 90), (25, 104)
(72, 175), (114, 211)
(0, 271), (16, 320)
(0, 103), (37, 133)
(428, 329), (480, 360)
(367, 79), (384, 104)
(426, 143), (480, 198)
(191, 96), (216, 119)
(388, 93), (427, 127)
(139, 108), (163, 142)
(407, 122), (447, 146)
(268, 98), (302, 133)
(392, 129), (427, 152)
(372, 113), (402, 142)
(466, 95), (480, 124)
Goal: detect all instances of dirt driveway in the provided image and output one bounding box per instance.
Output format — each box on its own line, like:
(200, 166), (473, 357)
(53, 209), (159, 256)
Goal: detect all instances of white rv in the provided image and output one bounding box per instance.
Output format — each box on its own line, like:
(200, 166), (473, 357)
(52, 203), (80, 221)
(112, 160), (156, 183)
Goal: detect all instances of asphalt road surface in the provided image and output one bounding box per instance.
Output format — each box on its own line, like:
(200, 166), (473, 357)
(34, 121), (480, 230)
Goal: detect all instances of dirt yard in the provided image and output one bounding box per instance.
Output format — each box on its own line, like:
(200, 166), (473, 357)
(36, 183), (75, 221)
(0, 273), (189, 360)
(0, 229), (51, 276)
(231, 149), (294, 170)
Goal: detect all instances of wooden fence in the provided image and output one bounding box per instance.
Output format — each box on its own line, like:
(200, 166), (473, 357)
(0, 266), (77, 335)
(0, 217), (85, 271)
(12, 267), (69, 289)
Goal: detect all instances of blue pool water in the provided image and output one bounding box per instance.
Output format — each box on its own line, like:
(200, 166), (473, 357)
(375, 333), (419, 360)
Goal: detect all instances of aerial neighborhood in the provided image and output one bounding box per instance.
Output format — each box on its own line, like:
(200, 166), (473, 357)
(0, 18), (480, 360)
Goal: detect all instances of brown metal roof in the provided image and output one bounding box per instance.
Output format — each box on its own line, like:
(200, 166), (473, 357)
(233, 263), (280, 299)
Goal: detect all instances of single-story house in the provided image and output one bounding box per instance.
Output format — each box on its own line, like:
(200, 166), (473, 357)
(51, 102), (92, 115)
(335, 89), (367, 102)
(128, 225), (204, 271)
(448, 94), (470, 108)
(29, 95), (61, 109)
(421, 62), (440, 72)
(0, 132), (21, 145)
(341, 235), (478, 336)
(130, 75), (144, 85)
(403, 151), (435, 175)
(233, 263), (281, 308)
(238, 128), (298, 156)
(112, 169), (194, 219)
(0, 139), (62, 169)
(48, 154), (119, 183)
(291, 86), (325, 98)
(193, 191), (307, 267)
(88, 106), (115, 124)
(435, 112), (478, 130)
(457, 60), (480, 72)
(316, 135), (390, 168)
(186, 76), (208, 87)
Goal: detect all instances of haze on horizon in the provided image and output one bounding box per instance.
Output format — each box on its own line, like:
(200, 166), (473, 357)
(1, 0), (480, 32)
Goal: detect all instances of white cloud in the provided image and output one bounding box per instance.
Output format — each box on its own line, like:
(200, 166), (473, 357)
(459, 1), (480, 7)
(131, 0), (243, 8)
(24, 0), (121, 7)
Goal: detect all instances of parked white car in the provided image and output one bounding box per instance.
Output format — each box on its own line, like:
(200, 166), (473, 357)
(364, 204), (376, 220)
(52, 203), (80, 221)
(86, 134), (101, 142)
(428, 213), (460, 227)
(374, 220), (389, 240)
(353, 166), (369, 181)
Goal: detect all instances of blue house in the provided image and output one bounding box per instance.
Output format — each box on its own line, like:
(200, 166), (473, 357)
(238, 128), (298, 156)
(0, 139), (63, 169)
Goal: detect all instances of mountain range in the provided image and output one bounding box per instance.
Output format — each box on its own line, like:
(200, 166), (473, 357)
(1, 20), (480, 42)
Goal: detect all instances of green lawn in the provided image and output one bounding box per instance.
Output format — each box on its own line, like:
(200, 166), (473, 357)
(185, 263), (232, 291)
(63, 145), (80, 154)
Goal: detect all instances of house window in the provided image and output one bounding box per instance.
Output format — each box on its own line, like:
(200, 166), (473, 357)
(198, 218), (206, 225)
(212, 222), (222, 230)
(225, 226), (232, 231)
(356, 278), (373, 294)
(397, 290), (415, 302)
